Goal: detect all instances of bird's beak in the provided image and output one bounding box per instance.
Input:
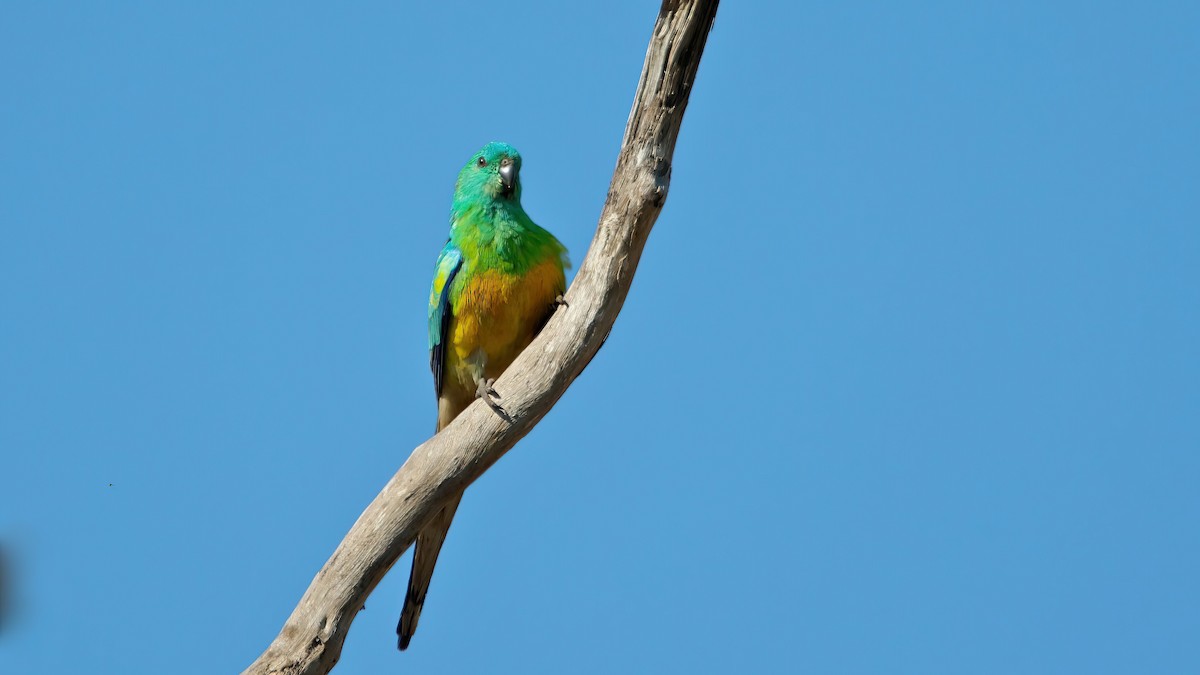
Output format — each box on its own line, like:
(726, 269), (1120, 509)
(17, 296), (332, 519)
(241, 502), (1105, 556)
(498, 158), (517, 195)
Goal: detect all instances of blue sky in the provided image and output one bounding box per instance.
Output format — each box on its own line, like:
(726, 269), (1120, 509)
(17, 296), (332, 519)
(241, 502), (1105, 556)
(2, 2), (1198, 673)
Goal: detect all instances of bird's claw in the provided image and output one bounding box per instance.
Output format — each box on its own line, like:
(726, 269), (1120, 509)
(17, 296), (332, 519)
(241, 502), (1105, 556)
(476, 377), (500, 401)
(474, 377), (511, 422)
(553, 294), (569, 308)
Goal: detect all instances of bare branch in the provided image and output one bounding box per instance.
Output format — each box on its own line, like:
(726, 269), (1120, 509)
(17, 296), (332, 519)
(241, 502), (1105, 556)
(242, 2), (719, 673)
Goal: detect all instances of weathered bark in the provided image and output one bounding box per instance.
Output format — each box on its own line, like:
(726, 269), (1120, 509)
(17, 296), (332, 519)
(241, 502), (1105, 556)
(243, 2), (718, 672)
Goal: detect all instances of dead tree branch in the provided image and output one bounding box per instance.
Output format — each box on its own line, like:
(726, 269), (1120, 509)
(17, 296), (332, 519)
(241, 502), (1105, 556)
(242, 2), (718, 672)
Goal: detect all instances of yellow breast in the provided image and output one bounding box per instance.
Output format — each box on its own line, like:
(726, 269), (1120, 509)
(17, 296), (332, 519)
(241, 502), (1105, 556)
(446, 259), (565, 391)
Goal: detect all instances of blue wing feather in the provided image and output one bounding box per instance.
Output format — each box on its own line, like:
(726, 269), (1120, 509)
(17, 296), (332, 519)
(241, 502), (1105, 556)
(428, 243), (463, 397)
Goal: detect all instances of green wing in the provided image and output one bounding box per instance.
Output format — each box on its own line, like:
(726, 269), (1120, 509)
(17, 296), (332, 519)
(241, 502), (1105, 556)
(428, 243), (463, 397)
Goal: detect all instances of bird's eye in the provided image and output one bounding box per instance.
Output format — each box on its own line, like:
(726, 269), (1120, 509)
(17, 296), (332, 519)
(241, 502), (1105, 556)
(477, 157), (487, 167)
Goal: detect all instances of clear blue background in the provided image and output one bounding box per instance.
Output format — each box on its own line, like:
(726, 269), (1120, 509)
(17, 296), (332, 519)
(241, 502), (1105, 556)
(3, 2), (1198, 673)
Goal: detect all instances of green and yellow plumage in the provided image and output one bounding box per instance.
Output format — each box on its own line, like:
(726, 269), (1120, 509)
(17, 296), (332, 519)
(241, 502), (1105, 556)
(399, 141), (568, 651)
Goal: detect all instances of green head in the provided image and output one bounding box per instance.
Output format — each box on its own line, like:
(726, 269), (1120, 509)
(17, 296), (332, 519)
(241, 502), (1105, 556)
(454, 141), (524, 206)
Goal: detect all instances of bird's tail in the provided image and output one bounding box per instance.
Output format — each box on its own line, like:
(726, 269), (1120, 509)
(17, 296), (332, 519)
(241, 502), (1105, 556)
(396, 492), (463, 650)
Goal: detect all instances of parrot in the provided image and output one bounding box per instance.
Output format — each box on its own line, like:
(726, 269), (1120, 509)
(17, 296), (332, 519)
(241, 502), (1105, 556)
(397, 141), (569, 650)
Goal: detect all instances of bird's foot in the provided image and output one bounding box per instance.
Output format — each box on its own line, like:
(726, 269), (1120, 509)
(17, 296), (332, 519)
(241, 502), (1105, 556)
(475, 377), (512, 422)
(553, 293), (569, 308)
(476, 376), (499, 401)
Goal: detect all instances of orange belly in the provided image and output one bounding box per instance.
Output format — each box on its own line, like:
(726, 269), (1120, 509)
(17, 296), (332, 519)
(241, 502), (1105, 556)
(444, 259), (564, 397)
